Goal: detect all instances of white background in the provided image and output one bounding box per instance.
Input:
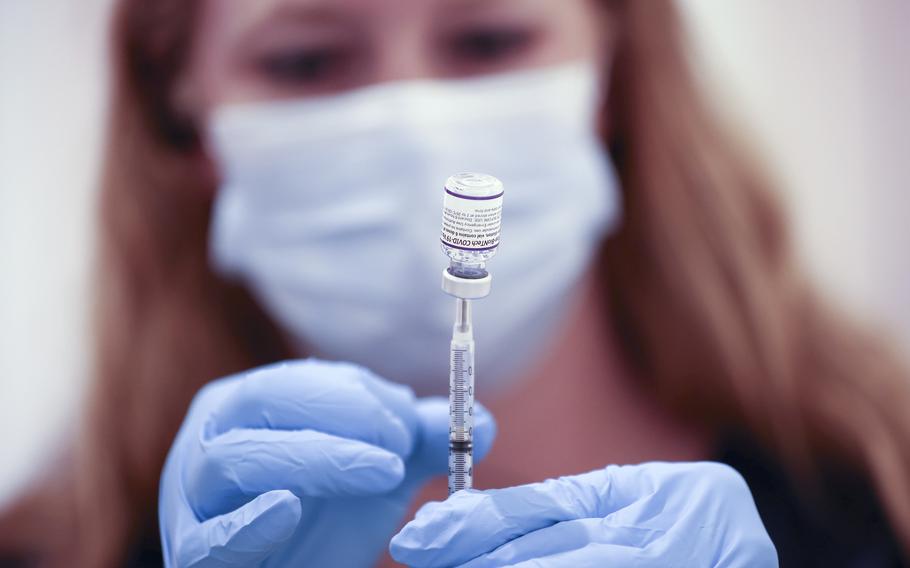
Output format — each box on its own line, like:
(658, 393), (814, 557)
(1, 0), (908, 506)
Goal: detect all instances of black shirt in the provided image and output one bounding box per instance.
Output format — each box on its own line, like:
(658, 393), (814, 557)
(717, 436), (906, 567)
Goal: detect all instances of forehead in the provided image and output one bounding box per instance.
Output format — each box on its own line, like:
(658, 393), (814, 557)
(200, 0), (562, 35)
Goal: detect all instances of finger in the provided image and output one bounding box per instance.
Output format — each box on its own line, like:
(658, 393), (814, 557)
(187, 428), (405, 519)
(456, 518), (657, 568)
(461, 466), (777, 568)
(173, 490), (302, 568)
(354, 361), (419, 442)
(390, 467), (612, 567)
(403, 397), (497, 483)
(207, 359), (415, 457)
(462, 543), (648, 568)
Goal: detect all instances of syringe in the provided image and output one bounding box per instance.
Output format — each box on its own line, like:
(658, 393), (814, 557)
(448, 298), (475, 493)
(439, 172), (504, 495)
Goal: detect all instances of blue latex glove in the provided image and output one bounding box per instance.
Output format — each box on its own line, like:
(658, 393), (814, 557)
(391, 462), (777, 567)
(159, 359), (496, 567)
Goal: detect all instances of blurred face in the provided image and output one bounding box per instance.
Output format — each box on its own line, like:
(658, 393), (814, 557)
(183, 0), (609, 115)
(200, 0), (620, 390)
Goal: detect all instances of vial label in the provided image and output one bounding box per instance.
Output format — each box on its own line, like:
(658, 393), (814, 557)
(440, 190), (504, 251)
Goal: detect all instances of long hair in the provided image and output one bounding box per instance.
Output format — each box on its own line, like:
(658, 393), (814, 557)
(2, 0), (909, 565)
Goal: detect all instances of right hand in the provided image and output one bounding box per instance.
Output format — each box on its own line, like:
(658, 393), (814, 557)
(158, 358), (496, 567)
(391, 462), (777, 568)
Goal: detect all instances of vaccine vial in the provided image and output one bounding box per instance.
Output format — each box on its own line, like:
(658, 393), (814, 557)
(440, 173), (504, 279)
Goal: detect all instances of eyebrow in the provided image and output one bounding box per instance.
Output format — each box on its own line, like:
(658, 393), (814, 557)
(237, 1), (358, 49)
(437, 0), (532, 22)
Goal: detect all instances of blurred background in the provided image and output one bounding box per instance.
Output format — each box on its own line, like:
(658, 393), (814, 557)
(0, 0), (907, 507)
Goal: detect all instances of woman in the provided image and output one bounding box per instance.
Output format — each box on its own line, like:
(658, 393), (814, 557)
(2, 0), (909, 566)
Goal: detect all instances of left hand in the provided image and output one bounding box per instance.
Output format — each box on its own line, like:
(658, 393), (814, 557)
(157, 359), (497, 567)
(390, 462), (778, 567)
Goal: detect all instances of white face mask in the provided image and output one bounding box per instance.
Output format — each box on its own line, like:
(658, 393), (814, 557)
(207, 62), (621, 395)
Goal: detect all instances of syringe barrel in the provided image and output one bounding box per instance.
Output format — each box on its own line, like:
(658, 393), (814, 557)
(448, 331), (475, 494)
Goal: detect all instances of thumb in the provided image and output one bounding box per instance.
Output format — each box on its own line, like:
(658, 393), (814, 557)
(174, 490), (302, 568)
(403, 397), (497, 484)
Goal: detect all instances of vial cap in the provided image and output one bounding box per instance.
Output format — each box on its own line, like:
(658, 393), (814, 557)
(445, 173), (504, 199)
(442, 268), (492, 299)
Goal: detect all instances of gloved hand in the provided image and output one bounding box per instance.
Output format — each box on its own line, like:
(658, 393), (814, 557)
(159, 359), (496, 567)
(391, 462), (778, 568)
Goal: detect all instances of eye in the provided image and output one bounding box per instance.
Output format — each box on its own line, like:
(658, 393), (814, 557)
(256, 46), (352, 85)
(447, 26), (538, 65)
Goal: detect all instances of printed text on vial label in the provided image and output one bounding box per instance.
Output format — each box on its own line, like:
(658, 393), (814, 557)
(441, 199), (503, 250)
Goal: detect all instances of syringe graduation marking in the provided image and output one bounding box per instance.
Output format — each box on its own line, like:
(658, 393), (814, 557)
(449, 338), (474, 494)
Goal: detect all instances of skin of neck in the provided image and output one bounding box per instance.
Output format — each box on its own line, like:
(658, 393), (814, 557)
(478, 268), (712, 487)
